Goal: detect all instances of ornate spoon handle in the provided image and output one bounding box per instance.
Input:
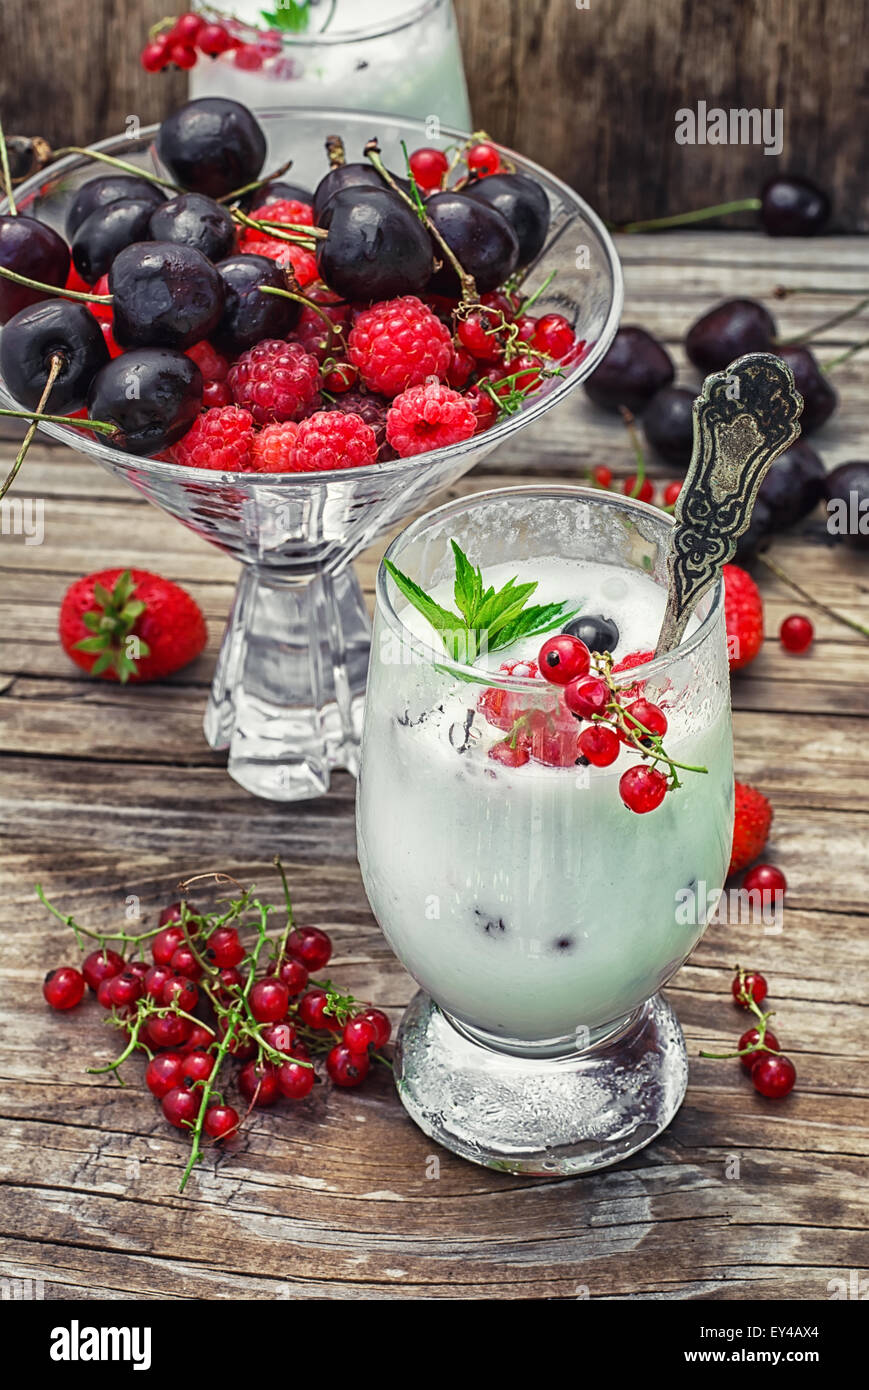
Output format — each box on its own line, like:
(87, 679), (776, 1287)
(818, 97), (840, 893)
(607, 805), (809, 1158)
(655, 353), (803, 656)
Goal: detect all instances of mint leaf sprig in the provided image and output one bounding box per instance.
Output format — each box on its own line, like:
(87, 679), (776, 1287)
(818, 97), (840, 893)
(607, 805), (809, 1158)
(384, 538), (576, 665)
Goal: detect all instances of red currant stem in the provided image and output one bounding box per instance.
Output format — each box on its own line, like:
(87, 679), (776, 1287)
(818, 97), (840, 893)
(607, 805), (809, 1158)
(372, 1050), (394, 1071)
(776, 295), (869, 347)
(822, 336), (869, 372)
(179, 1002), (242, 1193)
(0, 262), (112, 304)
(757, 553), (869, 640)
(325, 134), (346, 169)
(520, 270), (557, 313)
(232, 207), (325, 243)
(0, 116), (18, 215)
(616, 197), (762, 234)
(53, 146), (179, 191)
(364, 138), (478, 306)
(86, 1006), (153, 1077)
(618, 407), (647, 492)
(0, 353), (63, 501)
(36, 882), (169, 947)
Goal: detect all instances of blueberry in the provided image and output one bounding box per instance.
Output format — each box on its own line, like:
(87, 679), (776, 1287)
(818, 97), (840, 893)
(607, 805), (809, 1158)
(563, 613), (619, 654)
(156, 98), (266, 199)
(110, 241), (225, 350)
(0, 298), (109, 413)
(65, 174), (166, 238)
(86, 348), (202, 455)
(148, 192), (236, 262)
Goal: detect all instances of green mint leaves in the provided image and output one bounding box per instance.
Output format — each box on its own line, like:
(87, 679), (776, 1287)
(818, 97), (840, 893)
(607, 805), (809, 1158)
(384, 539), (576, 665)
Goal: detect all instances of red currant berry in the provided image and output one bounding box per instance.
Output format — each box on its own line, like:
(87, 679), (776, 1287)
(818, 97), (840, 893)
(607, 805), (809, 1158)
(446, 347), (476, 389)
(779, 614), (813, 653)
(161, 974), (199, 1012)
(234, 44), (263, 71)
(488, 739), (530, 767)
(181, 1050), (214, 1084)
(162, 1085), (198, 1129)
(260, 1021), (296, 1054)
(592, 465), (613, 489)
(158, 901), (199, 929)
(731, 970), (768, 1008)
(43, 966), (85, 1011)
(467, 142), (501, 177)
(238, 1060), (280, 1106)
(513, 313), (538, 344)
(358, 1008), (391, 1048)
(107, 971), (144, 1008)
(537, 634), (591, 686)
(271, 956), (309, 995)
(144, 964), (174, 1000)
(564, 675), (610, 720)
(322, 361), (358, 393)
(738, 1027), (780, 1072)
(457, 309), (501, 360)
(619, 764), (669, 813)
(204, 1104), (240, 1139)
(326, 1044), (370, 1087)
(751, 1053), (796, 1098)
(127, 960), (150, 982)
(464, 382), (499, 433)
(152, 924), (185, 966)
(532, 313), (575, 360)
(216, 1015), (255, 1059)
(298, 988), (340, 1031)
(623, 475), (654, 503)
(168, 43), (197, 69)
(249, 977), (290, 1023)
(409, 146), (449, 191)
(198, 23), (235, 57)
(287, 926), (332, 972)
(663, 480), (682, 507)
(172, 11), (203, 42)
(147, 1012), (192, 1050)
(141, 40), (169, 73)
(743, 864), (787, 897)
(215, 966), (244, 999)
(169, 944), (202, 981)
(343, 1016), (377, 1051)
(206, 927), (245, 969)
(202, 380), (232, 409)
(146, 1052), (186, 1098)
(277, 1059), (316, 1099)
(577, 724), (620, 767)
(180, 1022), (216, 1053)
(96, 977), (116, 1009)
(624, 698), (668, 742)
(82, 948), (125, 992)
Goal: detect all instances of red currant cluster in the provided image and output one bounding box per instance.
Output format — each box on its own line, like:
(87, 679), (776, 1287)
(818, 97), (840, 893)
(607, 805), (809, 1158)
(141, 12), (271, 75)
(39, 865), (391, 1191)
(701, 967), (797, 1099)
(479, 635), (706, 812)
(587, 463), (682, 512)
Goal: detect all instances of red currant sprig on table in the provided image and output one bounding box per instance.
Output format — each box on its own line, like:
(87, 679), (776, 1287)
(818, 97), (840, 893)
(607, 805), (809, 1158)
(701, 966), (797, 1099)
(536, 634), (708, 812)
(37, 860), (392, 1192)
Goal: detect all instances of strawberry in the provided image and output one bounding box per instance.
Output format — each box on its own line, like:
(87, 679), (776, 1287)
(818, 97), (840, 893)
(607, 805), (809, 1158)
(59, 568), (206, 683)
(729, 781), (773, 876)
(723, 563), (764, 671)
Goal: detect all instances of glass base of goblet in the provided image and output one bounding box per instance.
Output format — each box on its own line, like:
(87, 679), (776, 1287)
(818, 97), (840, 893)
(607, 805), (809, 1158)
(394, 991), (688, 1176)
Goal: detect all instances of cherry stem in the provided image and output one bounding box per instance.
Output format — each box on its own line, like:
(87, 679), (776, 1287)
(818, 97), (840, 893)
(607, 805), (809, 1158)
(774, 285), (869, 298)
(618, 406), (647, 492)
(260, 283), (339, 352)
(822, 337), (869, 372)
(757, 553), (869, 641)
(364, 138), (478, 306)
(0, 353), (63, 500)
(325, 134), (345, 169)
(52, 146), (179, 190)
(616, 197), (762, 234)
(233, 207), (325, 243)
(520, 270), (557, 313)
(0, 116), (18, 215)
(218, 156), (294, 206)
(776, 295), (869, 347)
(273, 854), (296, 962)
(0, 262), (112, 304)
(0, 405), (114, 435)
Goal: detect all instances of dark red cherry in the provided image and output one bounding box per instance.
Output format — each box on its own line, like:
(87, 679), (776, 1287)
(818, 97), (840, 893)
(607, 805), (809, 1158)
(213, 253), (300, 354)
(760, 176), (830, 236)
(733, 496), (774, 568)
(463, 172), (550, 265)
(825, 461), (869, 552)
(584, 326), (674, 414)
(776, 345), (837, 434)
(0, 215), (71, 323)
(425, 191), (519, 295)
(110, 241), (225, 350)
(86, 348), (203, 455)
(757, 441), (826, 532)
(642, 386), (695, 468)
(0, 298), (109, 412)
(65, 174), (166, 238)
(685, 299), (777, 374)
(71, 198), (157, 284)
(316, 188), (434, 301)
(148, 193), (236, 262)
(156, 97), (266, 199)
(312, 162), (409, 225)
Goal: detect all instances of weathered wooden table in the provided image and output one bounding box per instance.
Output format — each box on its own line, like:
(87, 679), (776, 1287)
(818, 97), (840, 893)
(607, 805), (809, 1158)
(2, 233), (867, 1300)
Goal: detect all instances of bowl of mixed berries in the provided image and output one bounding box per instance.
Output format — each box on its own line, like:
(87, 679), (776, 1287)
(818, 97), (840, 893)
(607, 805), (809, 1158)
(0, 98), (623, 799)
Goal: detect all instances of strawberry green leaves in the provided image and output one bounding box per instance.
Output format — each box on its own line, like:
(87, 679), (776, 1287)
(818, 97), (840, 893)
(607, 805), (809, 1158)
(384, 539), (575, 665)
(73, 569), (150, 682)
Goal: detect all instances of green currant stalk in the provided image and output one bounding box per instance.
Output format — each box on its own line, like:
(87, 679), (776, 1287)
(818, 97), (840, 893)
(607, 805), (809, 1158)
(700, 968), (783, 1063)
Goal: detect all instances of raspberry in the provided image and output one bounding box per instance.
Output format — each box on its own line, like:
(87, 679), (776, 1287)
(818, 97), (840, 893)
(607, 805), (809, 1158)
(241, 236), (319, 286)
(386, 380), (476, 458)
(248, 198), (314, 228)
(228, 339), (320, 425)
(250, 421), (300, 472)
(292, 411), (378, 473)
(348, 296), (453, 397)
(171, 407), (255, 471)
(186, 340), (229, 383)
(325, 390), (389, 448)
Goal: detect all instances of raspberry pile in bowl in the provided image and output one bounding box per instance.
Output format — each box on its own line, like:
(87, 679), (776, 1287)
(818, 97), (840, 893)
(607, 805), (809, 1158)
(0, 97), (588, 478)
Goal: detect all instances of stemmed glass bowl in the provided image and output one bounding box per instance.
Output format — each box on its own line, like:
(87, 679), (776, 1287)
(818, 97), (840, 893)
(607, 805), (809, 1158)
(0, 110), (622, 800)
(357, 485), (733, 1174)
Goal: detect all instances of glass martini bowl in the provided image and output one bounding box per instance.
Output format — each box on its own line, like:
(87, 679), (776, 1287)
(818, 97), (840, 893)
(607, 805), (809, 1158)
(0, 109), (623, 801)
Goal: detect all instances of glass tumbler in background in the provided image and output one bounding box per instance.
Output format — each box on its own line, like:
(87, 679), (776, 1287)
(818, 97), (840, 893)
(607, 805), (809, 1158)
(356, 485), (733, 1175)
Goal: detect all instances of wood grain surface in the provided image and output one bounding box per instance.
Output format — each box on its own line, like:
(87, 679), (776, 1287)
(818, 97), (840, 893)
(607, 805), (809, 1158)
(0, 1), (866, 227)
(1, 231), (868, 1300)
